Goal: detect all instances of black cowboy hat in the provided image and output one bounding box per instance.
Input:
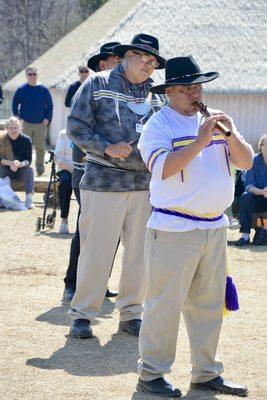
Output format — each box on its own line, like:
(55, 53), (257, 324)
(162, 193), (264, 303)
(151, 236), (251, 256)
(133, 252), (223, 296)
(113, 33), (166, 70)
(87, 42), (121, 71)
(150, 56), (219, 94)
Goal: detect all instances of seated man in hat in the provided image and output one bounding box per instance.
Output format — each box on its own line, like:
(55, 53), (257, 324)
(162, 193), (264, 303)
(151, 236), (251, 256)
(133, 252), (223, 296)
(136, 56), (253, 397)
(63, 43), (121, 301)
(67, 33), (165, 339)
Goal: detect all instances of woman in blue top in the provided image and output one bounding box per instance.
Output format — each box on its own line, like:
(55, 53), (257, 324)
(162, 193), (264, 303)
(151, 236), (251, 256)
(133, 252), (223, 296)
(236, 134), (267, 245)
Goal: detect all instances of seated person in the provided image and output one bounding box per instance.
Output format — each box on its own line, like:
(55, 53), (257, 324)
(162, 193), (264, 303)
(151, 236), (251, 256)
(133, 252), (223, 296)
(54, 129), (73, 234)
(236, 134), (267, 245)
(0, 116), (34, 209)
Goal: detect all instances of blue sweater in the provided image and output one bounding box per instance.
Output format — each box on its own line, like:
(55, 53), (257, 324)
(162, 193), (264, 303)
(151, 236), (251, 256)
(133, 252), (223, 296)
(245, 153), (267, 190)
(12, 83), (53, 124)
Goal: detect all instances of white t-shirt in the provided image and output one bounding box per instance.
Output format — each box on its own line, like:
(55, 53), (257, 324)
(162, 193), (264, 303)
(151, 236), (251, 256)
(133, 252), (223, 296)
(138, 105), (238, 232)
(54, 129), (73, 173)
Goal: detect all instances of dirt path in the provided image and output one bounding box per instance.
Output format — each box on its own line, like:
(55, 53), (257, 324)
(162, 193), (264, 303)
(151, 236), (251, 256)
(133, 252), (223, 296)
(0, 192), (266, 399)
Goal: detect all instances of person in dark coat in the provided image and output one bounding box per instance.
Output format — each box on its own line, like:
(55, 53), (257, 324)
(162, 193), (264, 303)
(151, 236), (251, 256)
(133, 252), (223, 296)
(67, 34), (166, 339)
(64, 66), (89, 108)
(63, 45), (121, 302)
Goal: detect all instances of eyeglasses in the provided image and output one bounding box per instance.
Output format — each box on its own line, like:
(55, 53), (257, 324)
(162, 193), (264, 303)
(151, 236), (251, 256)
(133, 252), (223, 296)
(131, 51), (159, 69)
(80, 70), (89, 74)
(27, 73), (37, 76)
(178, 85), (202, 95)
(8, 126), (20, 130)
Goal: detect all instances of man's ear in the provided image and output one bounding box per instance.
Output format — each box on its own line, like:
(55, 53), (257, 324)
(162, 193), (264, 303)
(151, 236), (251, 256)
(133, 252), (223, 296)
(165, 87), (172, 97)
(99, 60), (106, 71)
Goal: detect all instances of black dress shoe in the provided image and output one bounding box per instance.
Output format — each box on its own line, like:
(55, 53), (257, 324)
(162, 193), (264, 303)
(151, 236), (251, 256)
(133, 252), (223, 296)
(63, 287), (75, 302)
(105, 288), (118, 298)
(118, 319), (141, 336)
(137, 377), (182, 398)
(190, 376), (248, 397)
(70, 319), (93, 339)
(235, 237), (250, 247)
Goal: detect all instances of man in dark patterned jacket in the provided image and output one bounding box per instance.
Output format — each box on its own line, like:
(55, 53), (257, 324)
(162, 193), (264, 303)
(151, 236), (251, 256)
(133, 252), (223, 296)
(67, 34), (166, 339)
(63, 42), (121, 302)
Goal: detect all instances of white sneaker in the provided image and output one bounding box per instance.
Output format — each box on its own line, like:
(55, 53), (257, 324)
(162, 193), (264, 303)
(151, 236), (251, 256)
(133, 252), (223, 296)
(229, 218), (241, 230)
(25, 195), (34, 209)
(60, 222), (69, 234)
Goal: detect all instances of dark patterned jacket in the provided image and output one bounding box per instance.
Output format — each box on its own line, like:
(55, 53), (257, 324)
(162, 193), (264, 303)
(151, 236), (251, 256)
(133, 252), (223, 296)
(67, 64), (164, 192)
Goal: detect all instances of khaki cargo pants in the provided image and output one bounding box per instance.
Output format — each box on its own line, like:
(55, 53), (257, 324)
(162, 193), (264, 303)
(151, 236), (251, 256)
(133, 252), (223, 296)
(23, 121), (47, 175)
(138, 227), (227, 383)
(69, 189), (151, 322)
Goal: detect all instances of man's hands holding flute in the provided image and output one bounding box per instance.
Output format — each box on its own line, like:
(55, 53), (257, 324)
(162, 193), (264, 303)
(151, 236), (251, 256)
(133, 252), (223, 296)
(198, 112), (252, 171)
(197, 113), (233, 148)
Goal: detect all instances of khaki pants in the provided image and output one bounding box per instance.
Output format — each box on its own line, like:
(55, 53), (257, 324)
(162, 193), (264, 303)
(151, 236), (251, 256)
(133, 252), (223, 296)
(69, 189), (151, 322)
(23, 121), (47, 174)
(138, 227), (227, 383)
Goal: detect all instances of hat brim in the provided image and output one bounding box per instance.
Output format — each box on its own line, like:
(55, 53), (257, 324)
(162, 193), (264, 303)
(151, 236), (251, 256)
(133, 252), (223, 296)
(87, 52), (116, 71)
(150, 72), (220, 94)
(113, 45), (166, 69)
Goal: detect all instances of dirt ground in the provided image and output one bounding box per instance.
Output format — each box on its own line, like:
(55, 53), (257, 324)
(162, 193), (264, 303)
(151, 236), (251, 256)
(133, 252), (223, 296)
(0, 170), (266, 399)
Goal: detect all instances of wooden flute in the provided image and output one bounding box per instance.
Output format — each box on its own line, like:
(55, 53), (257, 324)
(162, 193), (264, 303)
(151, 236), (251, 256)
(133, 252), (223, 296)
(194, 101), (232, 137)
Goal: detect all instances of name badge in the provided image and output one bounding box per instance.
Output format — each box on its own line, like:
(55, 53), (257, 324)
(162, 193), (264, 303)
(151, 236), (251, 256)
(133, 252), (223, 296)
(136, 123), (143, 133)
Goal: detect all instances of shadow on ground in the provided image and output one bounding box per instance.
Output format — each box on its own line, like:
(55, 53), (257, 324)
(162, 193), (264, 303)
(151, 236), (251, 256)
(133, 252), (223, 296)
(227, 240), (267, 252)
(36, 298), (115, 326)
(131, 390), (220, 399)
(27, 330), (139, 377)
(35, 231), (73, 239)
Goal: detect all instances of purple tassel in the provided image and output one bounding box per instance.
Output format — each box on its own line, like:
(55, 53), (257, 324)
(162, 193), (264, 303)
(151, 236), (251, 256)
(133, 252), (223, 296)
(225, 276), (239, 311)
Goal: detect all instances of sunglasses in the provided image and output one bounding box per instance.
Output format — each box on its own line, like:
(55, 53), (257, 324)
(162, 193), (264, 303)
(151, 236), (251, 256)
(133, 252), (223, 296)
(27, 73), (37, 76)
(132, 51), (159, 69)
(80, 70), (89, 74)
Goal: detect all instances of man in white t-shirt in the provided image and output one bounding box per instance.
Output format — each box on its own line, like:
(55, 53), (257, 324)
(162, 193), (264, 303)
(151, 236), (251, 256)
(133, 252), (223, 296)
(136, 56), (253, 398)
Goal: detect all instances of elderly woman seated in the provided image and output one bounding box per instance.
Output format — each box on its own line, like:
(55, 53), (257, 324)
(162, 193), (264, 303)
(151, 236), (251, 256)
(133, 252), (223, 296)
(236, 134), (267, 245)
(0, 116), (34, 209)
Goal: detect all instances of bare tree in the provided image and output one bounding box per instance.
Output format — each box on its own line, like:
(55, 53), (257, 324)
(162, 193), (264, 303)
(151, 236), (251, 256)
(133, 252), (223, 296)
(0, 0), (87, 83)
(79, 0), (108, 17)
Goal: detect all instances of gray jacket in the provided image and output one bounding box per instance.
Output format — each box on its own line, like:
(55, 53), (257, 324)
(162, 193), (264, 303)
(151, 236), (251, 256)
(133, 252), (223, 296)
(67, 64), (164, 192)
